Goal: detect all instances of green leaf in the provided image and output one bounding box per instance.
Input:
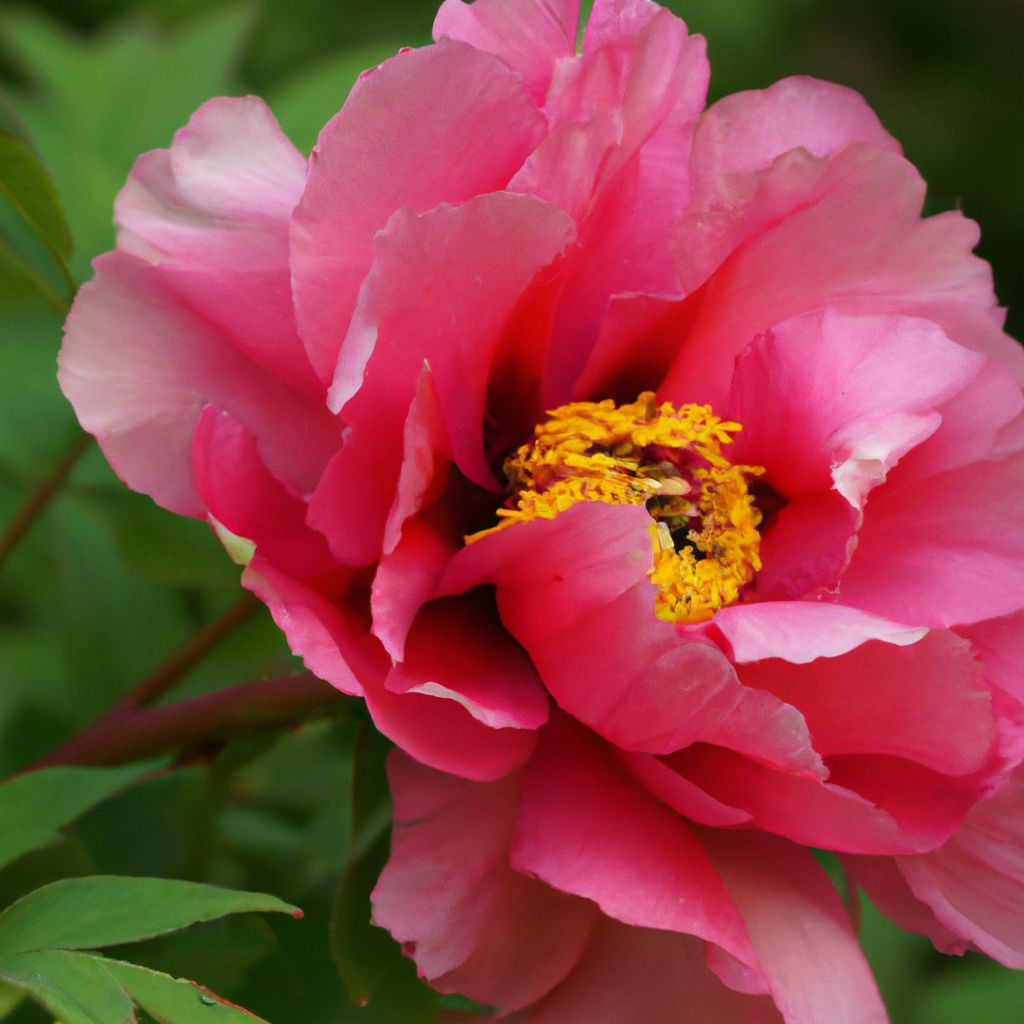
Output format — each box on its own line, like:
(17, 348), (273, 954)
(103, 957), (270, 1023)
(0, 949), (135, 1024)
(0, 132), (72, 261)
(0, 764), (156, 873)
(0, 877), (300, 957)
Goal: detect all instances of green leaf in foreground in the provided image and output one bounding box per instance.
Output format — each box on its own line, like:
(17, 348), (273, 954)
(0, 876), (300, 957)
(104, 956), (271, 1023)
(0, 948), (134, 1024)
(0, 763), (156, 873)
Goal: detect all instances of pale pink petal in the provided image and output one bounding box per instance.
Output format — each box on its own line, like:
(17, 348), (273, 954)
(842, 855), (972, 956)
(703, 830), (889, 1024)
(116, 97), (319, 396)
(510, 715), (762, 973)
(690, 77), (900, 205)
(663, 145), (1024, 409)
(385, 593), (549, 731)
(898, 769), (1024, 967)
(714, 601), (925, 664)
(432, 0), (579, 103)
(291, 40), (547, 382)
(838, 454), (1024, 627)
(445, 503), (822, 770)
(191, 407), (336, 579)
(738, 632), (995, 776)
(59, 253), (340, 517)
(725, 310), (984, 506)
(513, 919), (782, 1024)
(373, 752), (598, 1011)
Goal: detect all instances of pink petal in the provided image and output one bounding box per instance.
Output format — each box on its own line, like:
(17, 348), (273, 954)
(445, 503), (822, 770)
(663, 144), (1023, 409)
(958, 610), (1024, 705)
(725, 310), (984, 506)
(59, 252), (340, 517)
(373, 752), (598, 1011)
(513, 919), (783, 1024)
(714, 601), (925, 664)
(242, 559), (381, 696)
(510, 715), (761, 973)
(752, 492), (859, 602)
(432, 0), (579, 104)
(385, 593), (549, 731)
(702, 830), (889, 1024)
(838, 454), (1024, 627)
(690, 76), (900, 204)
(291, 39), (547, 382)
(898, 768), (1024, 967)
(738, 632), (995, 775)
(617, 750), (752, 827)
(308, 194), (574, 564)
(842, 855), (971, 956)
(115, 96), (320, 397)
(191, 407), (337, 579)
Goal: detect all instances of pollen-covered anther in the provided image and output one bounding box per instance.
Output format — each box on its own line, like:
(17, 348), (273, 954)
(467, 392), (765, 623)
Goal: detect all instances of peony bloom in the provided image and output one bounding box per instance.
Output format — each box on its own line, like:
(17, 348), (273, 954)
(59, 0), (1024, 1019)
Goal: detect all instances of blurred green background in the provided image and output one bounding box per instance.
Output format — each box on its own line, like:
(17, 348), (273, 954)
(0, 0), (1021, 1021)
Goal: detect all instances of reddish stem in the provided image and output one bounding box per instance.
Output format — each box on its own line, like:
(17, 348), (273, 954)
(30, 672), (348, 768)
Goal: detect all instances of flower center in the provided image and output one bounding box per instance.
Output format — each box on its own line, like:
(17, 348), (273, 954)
(467, 392), (765, 623)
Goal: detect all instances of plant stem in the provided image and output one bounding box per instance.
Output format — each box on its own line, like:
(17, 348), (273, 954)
(30, 672), (348, 768)
(0, 430), (92, 570)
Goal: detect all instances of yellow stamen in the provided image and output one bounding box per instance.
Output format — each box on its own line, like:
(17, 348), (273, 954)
(467, 392), (764, 623)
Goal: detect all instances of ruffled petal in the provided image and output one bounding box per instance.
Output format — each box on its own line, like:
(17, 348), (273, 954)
(898, 769), (1024, 968)
(373, 751), (598, 1011)
(738, 632), (995, 776)
(291, 39), (547, 382)
(432, 0), (579, 103)
(512, 919), (783, 1024)
(838, 453), (1024, 627)
(115, 96), (320, 397)
(59, 253), (340, 517)
(703, 830), (889, 1024)
(510, 715), (762, 973)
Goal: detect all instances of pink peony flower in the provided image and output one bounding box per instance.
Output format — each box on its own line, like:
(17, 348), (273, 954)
(59, 0), (1024, 1019)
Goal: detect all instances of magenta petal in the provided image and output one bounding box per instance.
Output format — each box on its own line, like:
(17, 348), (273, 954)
(513, 919), (782, 1024)
(291, 39), (547, 382)
(725, 310), (984, 505)
(191, 407), (337, 579)
(373, 752), (597, 1011)
(433, 0), (579, 103)
(242, 560), (380, 696)
(510, 715), (761, 973)
(385, 594), (549, 732)
(898, 769), (1024, 968)
(738, 632), (995, 776)
(839, 454), (1024, 627)
(703, 830), (889, 1024)
(958, 610), (1024, 705)
(59, 253), (340, 517)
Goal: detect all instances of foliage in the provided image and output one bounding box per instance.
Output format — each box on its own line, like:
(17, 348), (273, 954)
(0, 0), (1021, 1020)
